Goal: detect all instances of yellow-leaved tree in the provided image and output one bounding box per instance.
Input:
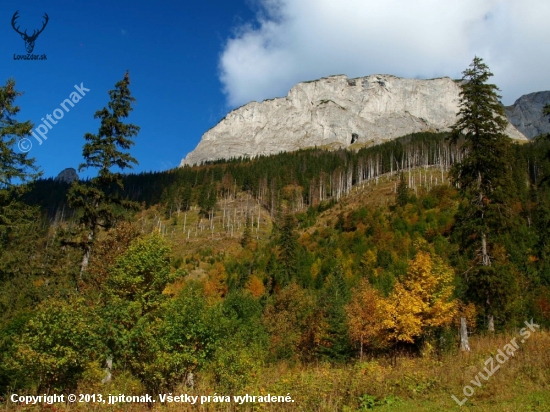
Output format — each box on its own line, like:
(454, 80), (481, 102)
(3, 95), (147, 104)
(347, 246), (458, 355)
(382, 249), (457, 345)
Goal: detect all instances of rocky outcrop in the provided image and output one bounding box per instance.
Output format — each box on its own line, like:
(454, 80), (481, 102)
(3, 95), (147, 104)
(181, 74), (527, 166)
(505, 91), (550, 139)
(55, 167), (79, 184)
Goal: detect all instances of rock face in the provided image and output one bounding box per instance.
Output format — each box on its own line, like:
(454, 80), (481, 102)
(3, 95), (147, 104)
(505, 91), (550, 139)
(181, 74), (527, 166)
(55, 168), (79, 184)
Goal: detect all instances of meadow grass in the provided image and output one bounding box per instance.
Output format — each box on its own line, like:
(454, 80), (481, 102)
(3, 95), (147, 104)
(2, 330), (549, 411)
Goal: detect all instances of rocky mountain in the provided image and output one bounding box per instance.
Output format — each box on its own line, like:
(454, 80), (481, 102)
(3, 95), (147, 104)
(181, 74), (527, 166)
(55, 168), (79, 184)
(505, 91), (550, 139)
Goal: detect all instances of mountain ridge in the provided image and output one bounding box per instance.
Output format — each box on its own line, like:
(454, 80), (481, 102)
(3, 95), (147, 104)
(181, 74), (528, 166)
(505, 91), (550, 139)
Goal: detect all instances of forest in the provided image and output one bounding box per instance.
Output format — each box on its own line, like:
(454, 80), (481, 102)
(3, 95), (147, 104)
(1, 58), (550, 410)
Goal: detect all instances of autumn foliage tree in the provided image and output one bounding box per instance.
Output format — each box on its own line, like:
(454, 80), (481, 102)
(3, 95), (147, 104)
(246, 275), (266, 297)
(261, 283), (318, 360)
(345, 279), (386, 357)
(381, 250), (457, 345)
(347, 247), (457, 353)
(83, 221), (141, 293)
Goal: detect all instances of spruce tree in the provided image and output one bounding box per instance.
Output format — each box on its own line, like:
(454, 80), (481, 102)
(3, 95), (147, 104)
(449, 57), (515, 331)
(0, 78), (41, 191)
(396, 172), (409, 207)
(182, 184), (192, 211)
(241, 211), (252, 248)
(316, 266), (352, 361)
(198, 182), (216, 217)
(277, 213), (298, 286)
(0, 79), (42, 281)
(67, 72), (140, 275)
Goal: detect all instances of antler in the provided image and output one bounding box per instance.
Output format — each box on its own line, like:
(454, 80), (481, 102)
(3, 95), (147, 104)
(29, 13), (49, 39)
(11, 11), (26, 36)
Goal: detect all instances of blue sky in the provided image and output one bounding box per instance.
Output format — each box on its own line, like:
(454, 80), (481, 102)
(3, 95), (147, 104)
(2, 0), (549, 179)
(2, 0), (255, 179)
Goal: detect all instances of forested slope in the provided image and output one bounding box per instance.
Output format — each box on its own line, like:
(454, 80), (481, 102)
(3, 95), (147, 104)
(2, 61), (550, 410)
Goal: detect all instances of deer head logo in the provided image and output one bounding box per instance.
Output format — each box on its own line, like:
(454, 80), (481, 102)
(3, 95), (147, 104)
(11, 11), (49, 53)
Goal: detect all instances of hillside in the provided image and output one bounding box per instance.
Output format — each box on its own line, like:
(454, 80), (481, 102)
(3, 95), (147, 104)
(4, 151), (550, 408)
(3, 129), (550, 411)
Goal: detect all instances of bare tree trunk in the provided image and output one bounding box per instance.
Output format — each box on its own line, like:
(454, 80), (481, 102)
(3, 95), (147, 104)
(481, 232), (490, 266)
(257, 203), (261, 235)
(487, 315), (495, 333)
(101, 356), (113, 384)
(80, 230), (94, 277)
(477, 169), (494, 332)
(186, 372), (194, 389)
(80, 250), (90, 278)
(460, 318), (470, 352)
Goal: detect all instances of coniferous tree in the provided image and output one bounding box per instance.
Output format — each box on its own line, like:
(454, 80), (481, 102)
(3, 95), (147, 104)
(316, 267), (352, 361)
(198, 183), (216, 217)
(277, 213), (298, 286)
(0, 79), (41, 190)
(396, 172), (409, 207)
(182, 184), (192, 211)
(449, 57), (515, 331)
(0, 80), (45, 394)
(0, 79), (42, 281)
(241, 211), (252, 248)
(67, 72), (140, 275)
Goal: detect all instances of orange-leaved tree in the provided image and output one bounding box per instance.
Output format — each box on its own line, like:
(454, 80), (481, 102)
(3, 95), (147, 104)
(345, 278), (387, 357)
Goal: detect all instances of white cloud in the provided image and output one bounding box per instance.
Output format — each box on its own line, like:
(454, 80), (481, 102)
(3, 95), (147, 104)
(219, 0), (550, 107)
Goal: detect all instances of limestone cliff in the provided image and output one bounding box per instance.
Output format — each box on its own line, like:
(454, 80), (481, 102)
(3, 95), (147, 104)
(505, 91), (550, 139)
(181, 74), (527, 166)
